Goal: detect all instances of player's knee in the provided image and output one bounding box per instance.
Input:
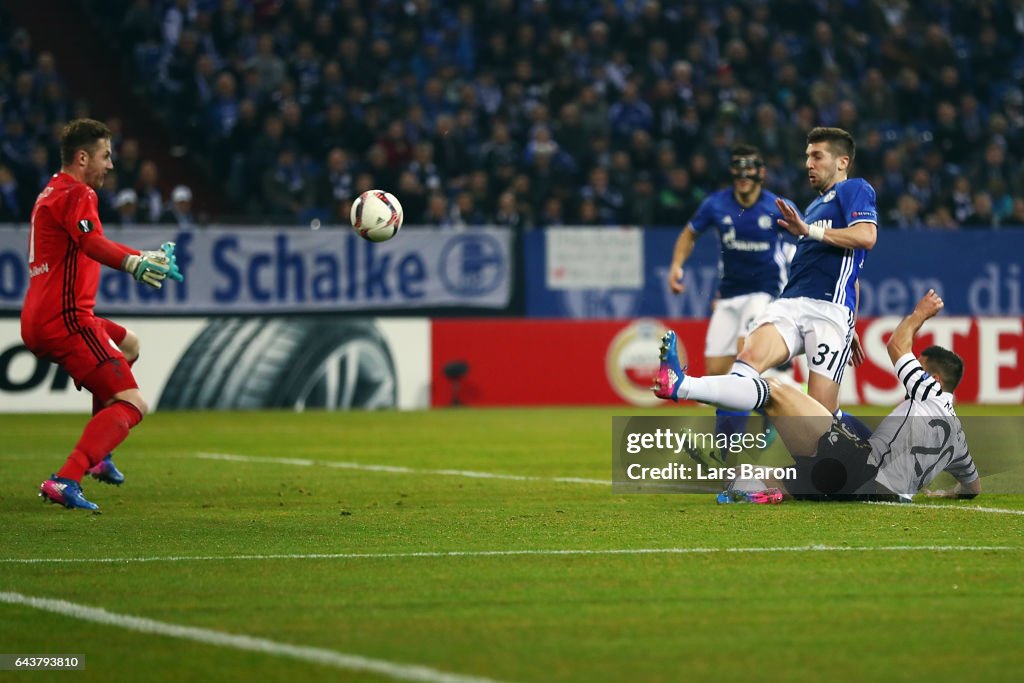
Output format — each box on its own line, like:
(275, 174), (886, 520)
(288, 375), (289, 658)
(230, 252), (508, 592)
(132, 396), (150, 417)
(120, 330), (140, 362)
(765, 377), (793, 397)
(764, 377), (802, 410)
(736, 346), (767, 371)
(112, 390), (149, 417)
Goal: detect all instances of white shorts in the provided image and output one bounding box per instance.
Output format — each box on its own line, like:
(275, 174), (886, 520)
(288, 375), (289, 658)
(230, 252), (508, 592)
(705, 292), (774, 358)
(749, 297), (855, 382)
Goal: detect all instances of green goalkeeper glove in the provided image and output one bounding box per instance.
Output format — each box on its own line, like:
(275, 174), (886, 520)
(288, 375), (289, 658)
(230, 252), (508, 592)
(160, 242), (184, 282)
(123, 242), (183, 289)
(124, 251), (169, 288)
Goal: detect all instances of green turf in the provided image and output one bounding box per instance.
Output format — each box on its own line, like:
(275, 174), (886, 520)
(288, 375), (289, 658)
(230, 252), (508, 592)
(2, 408), (1023, 683)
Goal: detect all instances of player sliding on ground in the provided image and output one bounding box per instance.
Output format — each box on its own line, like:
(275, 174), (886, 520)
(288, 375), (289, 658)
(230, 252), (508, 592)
(654, 290), (980, 502)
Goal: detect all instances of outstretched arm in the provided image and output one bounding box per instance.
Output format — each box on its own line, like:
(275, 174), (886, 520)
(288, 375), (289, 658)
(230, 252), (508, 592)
(78, 231), (138, 270)
(667, 225), (699, 294)
(886, 289), (944, 364)
(775, 198), (877, 249)
(925, 478), (981, 499)
(80, 233), (183, 289)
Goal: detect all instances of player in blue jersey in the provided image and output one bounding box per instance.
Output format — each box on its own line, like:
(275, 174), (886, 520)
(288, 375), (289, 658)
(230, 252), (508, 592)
(666, 144), (795, 452)
(656, 127), (877, 416)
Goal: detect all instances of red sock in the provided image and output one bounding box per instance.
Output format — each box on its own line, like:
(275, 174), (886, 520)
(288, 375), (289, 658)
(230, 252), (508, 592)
(57, 401), (143, 481)
(92, 358), (137, 416)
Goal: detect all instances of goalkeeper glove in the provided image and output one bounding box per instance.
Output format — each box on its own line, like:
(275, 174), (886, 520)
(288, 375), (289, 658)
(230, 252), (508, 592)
(160, 241), (184, 282)
(123, 242), (183, 289)
(124, 251), (169, 288)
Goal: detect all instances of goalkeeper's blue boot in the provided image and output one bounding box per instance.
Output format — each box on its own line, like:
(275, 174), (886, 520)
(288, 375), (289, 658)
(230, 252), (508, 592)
(653, 330), (686, 402)
(39, 476), (99, 511)
(88, 454), (125, 486)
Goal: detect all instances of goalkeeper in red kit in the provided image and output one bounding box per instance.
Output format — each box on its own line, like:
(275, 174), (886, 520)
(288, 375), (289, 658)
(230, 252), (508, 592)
(22, 118), (183, 511)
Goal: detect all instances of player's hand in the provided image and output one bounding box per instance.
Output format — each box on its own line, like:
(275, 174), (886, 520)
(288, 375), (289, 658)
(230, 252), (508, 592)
(668, 265), (685, 293)
(849, 332), (866, 367)
(914, 289), (943, 320)
(124, 250), (171, 289)
(775, 197), (808, 237)
(923, 488), (955, 498)
(160, 242), (185, 282)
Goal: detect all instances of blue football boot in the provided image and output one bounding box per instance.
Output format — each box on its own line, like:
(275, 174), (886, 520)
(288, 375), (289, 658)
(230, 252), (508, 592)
(39, 476), (100, 511)
(88, 454), (125, 486)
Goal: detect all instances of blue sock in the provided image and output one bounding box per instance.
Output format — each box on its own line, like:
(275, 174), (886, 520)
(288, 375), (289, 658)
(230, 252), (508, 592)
(835, 409), (872, 440)
(716, 409), (749, 462)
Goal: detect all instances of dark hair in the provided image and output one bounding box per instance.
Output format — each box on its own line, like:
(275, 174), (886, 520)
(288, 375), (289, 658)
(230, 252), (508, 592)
(730, 143), (762, 160)
(921, 345), (964, 391)
(807, 126), (855, 162)
(60, 118), (112, 165)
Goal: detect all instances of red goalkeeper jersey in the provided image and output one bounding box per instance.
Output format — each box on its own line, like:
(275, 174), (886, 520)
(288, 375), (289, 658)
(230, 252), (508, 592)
(21, 172), (136, 340)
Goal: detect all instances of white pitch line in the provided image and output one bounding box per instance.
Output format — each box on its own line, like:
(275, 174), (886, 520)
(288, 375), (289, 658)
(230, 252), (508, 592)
(1, 545), (1017, 565)
(197, 451), (610, 486)
(866, 501), (1024, 516)
(0, 592), (507, 683)
(194, 452), (709, 492)
(196, 452), (1024, 512)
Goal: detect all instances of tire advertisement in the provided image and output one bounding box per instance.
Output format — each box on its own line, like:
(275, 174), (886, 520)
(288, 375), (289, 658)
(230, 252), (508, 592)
(0, 318), (429, 413)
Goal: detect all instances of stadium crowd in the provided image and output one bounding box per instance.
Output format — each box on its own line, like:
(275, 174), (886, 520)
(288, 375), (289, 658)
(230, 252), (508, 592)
(2, 0), (1024, 229)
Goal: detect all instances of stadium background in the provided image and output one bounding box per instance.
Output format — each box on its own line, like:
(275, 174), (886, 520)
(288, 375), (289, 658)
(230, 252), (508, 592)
(1, 0), (1022, 410)
(1, 3), (1023, 682)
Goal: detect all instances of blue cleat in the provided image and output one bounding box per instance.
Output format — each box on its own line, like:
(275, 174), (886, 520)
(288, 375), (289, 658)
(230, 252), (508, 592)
(39, 476), (100, 511)
(653, 330), (686, 402)
(88, 454), (125, 486)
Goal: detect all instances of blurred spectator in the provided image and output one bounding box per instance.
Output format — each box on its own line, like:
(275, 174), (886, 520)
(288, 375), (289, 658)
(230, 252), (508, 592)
(889, 193), (924, 230)
(115, 139), (143, 191)
(261, 148), (314, 222)
(1008, 198), (1024, 227)
(395, 171), (427, 224)
(962, 192), (999, 228)
(422, 192), (456, 228)
(925, 206), (958, 231)
(161, 185), (197, 226)
(947, 177), (975, 224)
(316, 148), (354, 213)
(627, 172), (658, 226)
(579, 166), (625, 225)
(407, 141), (442, 194)
(608, 80), (653, 143)
(113, 188), (140, 226)
(0, 165), (21, 222)
(492, 190), (524, 230)
(655, 167), (704, 227)
(537, 196), (566, 228)
(134, 160), (163, 223)
(451, 192), (487, 228)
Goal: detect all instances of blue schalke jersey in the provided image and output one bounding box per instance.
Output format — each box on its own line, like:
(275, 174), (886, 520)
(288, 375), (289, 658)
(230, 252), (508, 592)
(689, 188), (791, 299)
(781, 178), (877, 312)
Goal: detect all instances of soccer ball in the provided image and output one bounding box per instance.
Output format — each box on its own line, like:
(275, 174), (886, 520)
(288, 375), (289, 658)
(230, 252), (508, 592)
(350, 190), (403, 242)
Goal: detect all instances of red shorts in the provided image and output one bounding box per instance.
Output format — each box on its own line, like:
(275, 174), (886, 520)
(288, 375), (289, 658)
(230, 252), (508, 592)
(24, 317), (137, 403)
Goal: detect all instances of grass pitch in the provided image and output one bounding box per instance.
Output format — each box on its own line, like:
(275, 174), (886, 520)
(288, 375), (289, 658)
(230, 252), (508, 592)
(2, 407), (1023, 683)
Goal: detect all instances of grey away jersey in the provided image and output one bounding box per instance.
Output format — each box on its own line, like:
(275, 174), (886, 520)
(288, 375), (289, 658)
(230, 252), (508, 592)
(867, 353), (978, 498)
